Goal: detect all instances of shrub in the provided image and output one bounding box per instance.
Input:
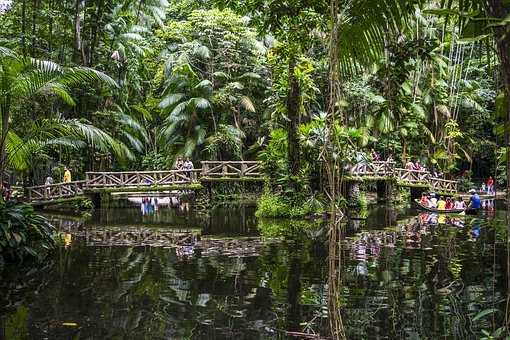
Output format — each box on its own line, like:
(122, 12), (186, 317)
(255, 192), (324, 218)
(0, 201), (56, 263)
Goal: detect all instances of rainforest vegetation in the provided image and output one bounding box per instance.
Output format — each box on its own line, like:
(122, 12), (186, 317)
(2, 1), (510, 339)
(0, 0), (509, 252)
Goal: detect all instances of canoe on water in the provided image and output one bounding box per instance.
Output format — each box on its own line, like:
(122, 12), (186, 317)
(414, 199), (478, 215)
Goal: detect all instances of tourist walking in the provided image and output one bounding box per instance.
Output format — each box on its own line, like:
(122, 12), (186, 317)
(183, 158), (194, 180)
(45, 175), (54, 198)
(63, 167), (72, 183)
(486, 176), (494, 195)
(1, 179), (11, 201)
(175, 157), (184, 170)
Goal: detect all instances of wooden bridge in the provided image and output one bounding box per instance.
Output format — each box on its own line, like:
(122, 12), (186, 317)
(348, 161), (458, 194)
(25, 161), (262, 203)
(24, 160), (459, 204)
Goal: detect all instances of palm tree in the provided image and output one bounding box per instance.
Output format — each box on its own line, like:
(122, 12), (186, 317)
(0, 47), (118, 181)
(158, 62), (213, 158)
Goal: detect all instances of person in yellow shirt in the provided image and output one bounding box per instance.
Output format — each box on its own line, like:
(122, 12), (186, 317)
(437, 196), (446, 210)
(63, 167), (72, 183)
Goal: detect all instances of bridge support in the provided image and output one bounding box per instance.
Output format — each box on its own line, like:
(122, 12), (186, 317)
(86, 192), (102, 209)
(410, 187), (425, 200)
(346, 181), (361, 205)
(376, 180), (394, 203)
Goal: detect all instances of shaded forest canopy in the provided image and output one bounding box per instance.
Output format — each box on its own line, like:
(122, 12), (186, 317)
(0, 0), (506, 191)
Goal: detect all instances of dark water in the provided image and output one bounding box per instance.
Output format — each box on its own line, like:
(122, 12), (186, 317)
(0, 198), (508, 339)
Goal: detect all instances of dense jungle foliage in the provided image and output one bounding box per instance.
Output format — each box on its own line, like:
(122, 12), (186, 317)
(1, 0), (510, 254)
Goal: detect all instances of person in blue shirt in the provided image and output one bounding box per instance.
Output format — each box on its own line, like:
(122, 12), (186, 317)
(468, 189), (481, 209)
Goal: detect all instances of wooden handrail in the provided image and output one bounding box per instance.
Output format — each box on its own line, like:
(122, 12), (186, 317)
(26, 180), (86, 190)
(23, 161), (461, 203)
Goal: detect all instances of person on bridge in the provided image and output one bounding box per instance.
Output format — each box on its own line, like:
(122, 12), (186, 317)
(63, 167), (72, 183)
(175, 157), (183, 170)
(45, 175), (54, 198)
(468, 189), (481, 209)
(405, 159), (415, 170)
(413, 160), (423, 171)
(183, 158), (194, 180)
(486, 176), (494, 195)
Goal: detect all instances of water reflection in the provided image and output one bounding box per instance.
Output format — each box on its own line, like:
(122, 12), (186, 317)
(0, 202), (507, 339)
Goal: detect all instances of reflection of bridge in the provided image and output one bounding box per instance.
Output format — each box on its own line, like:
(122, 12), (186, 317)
(26, 160), (458, 204)
(81, 228), (200, 247)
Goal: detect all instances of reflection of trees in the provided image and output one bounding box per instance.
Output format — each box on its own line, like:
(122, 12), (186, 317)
(338, 215), (506, 338)
(328, 215), (346, 339)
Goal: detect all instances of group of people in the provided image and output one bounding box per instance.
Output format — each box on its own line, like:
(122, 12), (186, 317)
(405, 159), (424, 171)
(420, 193), (468, 210)
(174, 158), (194, 171)
(420, 189), (482, 210)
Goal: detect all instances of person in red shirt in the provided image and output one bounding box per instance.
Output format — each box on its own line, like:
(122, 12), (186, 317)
(486, 176), (494, 195)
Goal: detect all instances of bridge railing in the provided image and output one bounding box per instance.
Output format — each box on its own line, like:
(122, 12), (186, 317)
(85, 170), (201, 188)
(26, 181), (86, 202)
(350, 161), (395, 177)
(395, 168), (431, 185)
(201, 161), (261, 177)
(430, 177), (458, 194)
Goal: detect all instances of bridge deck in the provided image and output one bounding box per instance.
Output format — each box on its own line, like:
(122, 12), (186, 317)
(25, 160), (459, 203)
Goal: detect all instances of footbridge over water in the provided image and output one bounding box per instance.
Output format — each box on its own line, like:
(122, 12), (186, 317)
(24, 160), (459, 204)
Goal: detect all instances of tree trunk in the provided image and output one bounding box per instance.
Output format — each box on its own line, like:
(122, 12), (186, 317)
(31, 0), (38, 57)
(486, 0), (510, 332)
(89, 0), (104, 65)
(287, 56), (301, 183)
(21, 0), (27, 56)
(48, 0), (53, 54)
(73, 0), (86, 65)
(487, 1), (510, 203)
(0, 110), (10, 186)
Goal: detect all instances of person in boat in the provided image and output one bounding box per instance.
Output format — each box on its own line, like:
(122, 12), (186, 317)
(454, 197), (466, 210)
(437, 196), (446, 210)
(429, 193), (438, 208)
(445, 197), (454, 210)
(467, 189), (481, 210)
(419, 193), (431, 207)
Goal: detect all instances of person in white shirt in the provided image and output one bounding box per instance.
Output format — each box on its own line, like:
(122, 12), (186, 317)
(454, 197), (466, 210)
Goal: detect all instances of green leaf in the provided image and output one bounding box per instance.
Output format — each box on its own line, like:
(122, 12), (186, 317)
(472, 308), (499, 322)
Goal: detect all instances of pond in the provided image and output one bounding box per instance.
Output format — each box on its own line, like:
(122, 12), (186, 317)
(0, 198), (508, 339)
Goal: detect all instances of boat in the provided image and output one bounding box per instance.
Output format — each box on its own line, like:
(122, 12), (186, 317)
(414, 199), (478, 215)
